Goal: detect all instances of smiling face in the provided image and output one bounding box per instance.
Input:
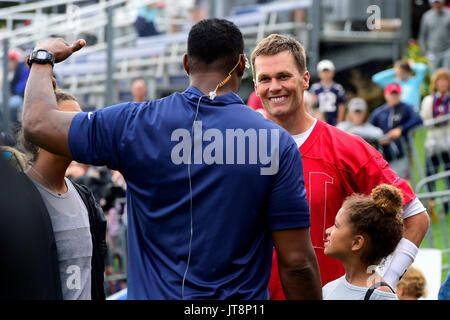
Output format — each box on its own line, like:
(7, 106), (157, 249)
(253, 51), (310, 120)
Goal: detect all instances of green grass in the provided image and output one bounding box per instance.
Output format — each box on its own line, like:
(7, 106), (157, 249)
(410, 127), (450, 284)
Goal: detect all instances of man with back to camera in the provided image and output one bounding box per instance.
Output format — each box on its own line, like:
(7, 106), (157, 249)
(22, 19), (322, 300)
(250, 34), (430, 299)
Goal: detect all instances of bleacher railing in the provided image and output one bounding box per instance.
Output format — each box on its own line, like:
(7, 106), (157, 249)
(408, 113), (450, 276)
(2, 0), (313, 111)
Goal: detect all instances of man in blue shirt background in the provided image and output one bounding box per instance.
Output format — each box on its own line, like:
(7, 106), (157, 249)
(22, 19), (322, 300)
(369, 83), (423, 179)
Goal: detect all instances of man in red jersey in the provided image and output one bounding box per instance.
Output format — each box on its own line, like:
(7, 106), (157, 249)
(251, 34), (430, 299)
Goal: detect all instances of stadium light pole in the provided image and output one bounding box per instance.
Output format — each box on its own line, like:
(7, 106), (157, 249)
(399, 0), (411, 59)
(105, 4), (115, 107)
(307, 0), (321, 79)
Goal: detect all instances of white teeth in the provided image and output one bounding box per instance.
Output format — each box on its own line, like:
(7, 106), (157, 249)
(270, 96), (286, 102)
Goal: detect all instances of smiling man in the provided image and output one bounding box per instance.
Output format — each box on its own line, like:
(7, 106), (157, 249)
(251, 34), (430, 299)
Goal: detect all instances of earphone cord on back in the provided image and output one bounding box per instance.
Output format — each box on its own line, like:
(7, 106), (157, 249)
(181, 94), (204, 299)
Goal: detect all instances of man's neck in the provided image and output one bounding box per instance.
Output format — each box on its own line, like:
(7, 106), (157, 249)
(268, 110), (316, 136)
(26, 152), (71, 194)
(388, 102), (401, 108)
(134, 96), (147, 102)
(433, 6), (443, 14)
(190, 72), (240, 97)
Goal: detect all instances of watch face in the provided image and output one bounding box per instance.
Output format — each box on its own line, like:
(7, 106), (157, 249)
(36, 51), (48, 59)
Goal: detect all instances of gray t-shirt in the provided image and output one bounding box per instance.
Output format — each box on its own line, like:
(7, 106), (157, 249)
(30, 177), (93, 300)
(336, 121), (384, 142)
(323, 276), (398, 300)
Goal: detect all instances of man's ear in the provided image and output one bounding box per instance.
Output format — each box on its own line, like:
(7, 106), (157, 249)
(183, 53), (190, 75)
(302, 70), (310, 91)
(236, 54), (247, 77)
(253, 78), (259, 96)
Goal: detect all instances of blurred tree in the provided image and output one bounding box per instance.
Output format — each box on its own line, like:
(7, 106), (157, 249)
(402, 39), (431, 97)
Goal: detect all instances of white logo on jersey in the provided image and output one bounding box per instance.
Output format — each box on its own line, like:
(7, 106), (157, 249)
(88, 112), (93, 120)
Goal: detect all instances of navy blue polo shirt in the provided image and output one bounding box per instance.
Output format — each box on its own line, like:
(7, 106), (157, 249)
(369, 102), (423, 161)
(68, 86), (310, 299)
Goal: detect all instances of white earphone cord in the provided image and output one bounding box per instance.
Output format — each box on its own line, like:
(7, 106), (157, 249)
(181, 94), (204, 299)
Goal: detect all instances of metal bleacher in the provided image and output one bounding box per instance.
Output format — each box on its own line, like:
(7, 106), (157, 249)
(52, 0), (313, 109)
(1, 0), (314, 110)
(1, 0), (409, 110)
(408, 114), (450, 277)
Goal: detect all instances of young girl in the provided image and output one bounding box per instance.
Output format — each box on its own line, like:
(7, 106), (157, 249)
(322, 184), (404, 300)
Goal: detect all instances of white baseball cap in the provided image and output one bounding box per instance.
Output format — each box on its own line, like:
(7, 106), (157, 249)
(317, 59), (335, 72)
(347, 98), (367, 112)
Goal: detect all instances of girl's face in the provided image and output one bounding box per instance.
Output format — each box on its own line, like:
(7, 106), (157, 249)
(324, 207), (355, 260)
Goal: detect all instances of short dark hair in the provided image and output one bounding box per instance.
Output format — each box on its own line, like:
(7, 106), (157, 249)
(187, 18), (244, 74)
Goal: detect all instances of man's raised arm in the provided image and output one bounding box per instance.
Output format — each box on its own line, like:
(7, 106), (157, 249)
(22, 38), (86, 158)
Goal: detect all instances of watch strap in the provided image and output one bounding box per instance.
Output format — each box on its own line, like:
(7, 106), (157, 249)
(27, 50), (55, 68)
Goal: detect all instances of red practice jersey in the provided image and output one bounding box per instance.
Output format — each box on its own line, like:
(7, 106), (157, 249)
(269, 120), (416, 299)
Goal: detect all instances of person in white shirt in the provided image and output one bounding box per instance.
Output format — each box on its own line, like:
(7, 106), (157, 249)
(337, 97), (384, 144)
(322, 184), (404, 300)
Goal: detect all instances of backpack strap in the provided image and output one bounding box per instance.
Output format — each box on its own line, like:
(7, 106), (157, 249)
(364, 282), (395, 300)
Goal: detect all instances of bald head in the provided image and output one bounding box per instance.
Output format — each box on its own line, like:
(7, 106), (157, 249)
(132, 79), (148, 102)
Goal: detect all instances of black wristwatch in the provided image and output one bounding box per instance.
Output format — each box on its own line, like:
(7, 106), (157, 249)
(27, 49), (55, 68)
